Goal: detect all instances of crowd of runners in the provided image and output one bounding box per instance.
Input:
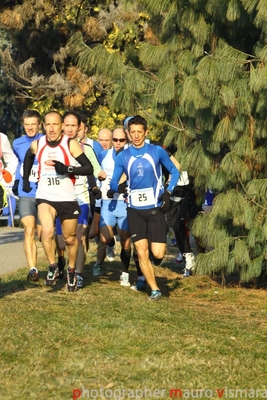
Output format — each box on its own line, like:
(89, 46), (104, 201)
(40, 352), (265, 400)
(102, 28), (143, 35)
(0, 110), (201, 300)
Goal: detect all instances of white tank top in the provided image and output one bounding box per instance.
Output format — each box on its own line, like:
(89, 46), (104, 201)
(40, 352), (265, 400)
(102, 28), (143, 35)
(101, 148), (124, 201)
(73, 160), (90, 205)
(36, 135), (76, 202)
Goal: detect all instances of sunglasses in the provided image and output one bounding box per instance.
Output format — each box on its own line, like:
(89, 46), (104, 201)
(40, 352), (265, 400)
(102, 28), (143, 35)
(113, 138), (126, 143)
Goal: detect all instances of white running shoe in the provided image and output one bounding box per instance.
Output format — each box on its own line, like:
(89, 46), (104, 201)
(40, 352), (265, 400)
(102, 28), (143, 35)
(106, 237), (116, 261)
(182, 252), (195, 278)
(182, 269), (191, 278)
(120, 272), (130, 287)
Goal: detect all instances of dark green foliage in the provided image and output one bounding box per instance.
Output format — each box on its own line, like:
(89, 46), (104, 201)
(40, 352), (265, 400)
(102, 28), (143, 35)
(1, 0), (267, 281)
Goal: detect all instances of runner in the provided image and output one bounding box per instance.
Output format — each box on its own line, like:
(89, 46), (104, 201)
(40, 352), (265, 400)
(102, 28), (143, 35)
(12, 110), (42, 281)
(110, 115), (180, 300)
(23, 111), (93, 292)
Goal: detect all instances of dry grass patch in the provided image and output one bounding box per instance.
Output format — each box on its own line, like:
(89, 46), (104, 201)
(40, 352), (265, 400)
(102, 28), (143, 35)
(0, 244), (267, 399)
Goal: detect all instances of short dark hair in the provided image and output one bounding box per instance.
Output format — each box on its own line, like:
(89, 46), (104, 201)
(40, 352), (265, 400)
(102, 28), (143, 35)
(62, 110), (81, 125)
(79, 113), (89, 126)
(21, 110), (41, 123)
(128, 115), (147, 131)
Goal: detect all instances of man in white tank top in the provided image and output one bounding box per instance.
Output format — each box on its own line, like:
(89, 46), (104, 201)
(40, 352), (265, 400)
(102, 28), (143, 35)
(23, 111), (93, 292)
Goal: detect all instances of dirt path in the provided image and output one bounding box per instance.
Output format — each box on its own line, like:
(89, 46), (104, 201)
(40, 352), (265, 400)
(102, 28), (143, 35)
(0, 227), (27, 276)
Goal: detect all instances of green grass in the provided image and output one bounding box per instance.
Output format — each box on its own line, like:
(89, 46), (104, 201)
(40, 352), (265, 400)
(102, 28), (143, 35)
(1, 244), (267, 400)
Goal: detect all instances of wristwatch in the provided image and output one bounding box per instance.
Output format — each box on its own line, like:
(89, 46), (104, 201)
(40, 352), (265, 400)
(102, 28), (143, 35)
(67, 166), (74, 173)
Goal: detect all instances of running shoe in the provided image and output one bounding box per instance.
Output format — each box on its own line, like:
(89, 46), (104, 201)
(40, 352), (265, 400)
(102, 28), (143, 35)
(182, 268), (191, 278)
(149, 290), (162, 301)
(66, 268), (78, 292)
(57, 256), (66, 280)
(76, 274), (84, 289)
(45, 265), (59, 286)
(182, 252), (195, 278)
(130, 279), (147, 292)
(106, 246), (115, 261)
(170, 238), (177, 247)
(120, 272), (130, 287)
(27, 268), (39, 282)
(93, 262), (104, 277)
(106, 237), (116, 261)
(175, 252), (183, 263)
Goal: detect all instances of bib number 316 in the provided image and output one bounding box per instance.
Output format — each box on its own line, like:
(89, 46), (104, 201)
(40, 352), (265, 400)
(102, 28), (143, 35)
(47, 177), (60, 186)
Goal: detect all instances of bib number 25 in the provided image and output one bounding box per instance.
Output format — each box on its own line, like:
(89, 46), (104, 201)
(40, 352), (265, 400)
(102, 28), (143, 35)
(139, 193), (147, 201)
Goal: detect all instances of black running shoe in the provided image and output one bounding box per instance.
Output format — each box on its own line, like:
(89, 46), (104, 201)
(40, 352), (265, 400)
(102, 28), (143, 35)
(45, 265), (59, 286)
(66, 268), (78, 292)
(27, 268), (39, 282)
(57, 256), (66, 280)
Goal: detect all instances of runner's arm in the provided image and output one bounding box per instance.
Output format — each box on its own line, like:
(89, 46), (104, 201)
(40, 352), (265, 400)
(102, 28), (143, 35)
(110, 153), (125, 192)
(53, 153), (93, 176)
(158, 147), (180, 193)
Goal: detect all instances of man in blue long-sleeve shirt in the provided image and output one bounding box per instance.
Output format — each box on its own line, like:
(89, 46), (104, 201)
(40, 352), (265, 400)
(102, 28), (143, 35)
(110, 115), (180, 300)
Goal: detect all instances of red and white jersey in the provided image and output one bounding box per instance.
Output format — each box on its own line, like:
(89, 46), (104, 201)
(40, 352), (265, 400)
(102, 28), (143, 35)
(36, 135), (76, 202)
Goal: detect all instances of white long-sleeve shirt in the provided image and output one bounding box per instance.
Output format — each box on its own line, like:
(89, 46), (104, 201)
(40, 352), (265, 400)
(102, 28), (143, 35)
(0, 132), (18, 187)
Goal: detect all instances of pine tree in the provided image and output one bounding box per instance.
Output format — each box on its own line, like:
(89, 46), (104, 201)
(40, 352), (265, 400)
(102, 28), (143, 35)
(70, 0), (267, 283)
(0, 0), (125, 132)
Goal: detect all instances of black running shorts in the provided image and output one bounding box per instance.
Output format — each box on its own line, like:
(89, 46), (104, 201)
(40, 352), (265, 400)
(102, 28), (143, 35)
(36, 199), (81, 222)
(127, 207), (166, 243)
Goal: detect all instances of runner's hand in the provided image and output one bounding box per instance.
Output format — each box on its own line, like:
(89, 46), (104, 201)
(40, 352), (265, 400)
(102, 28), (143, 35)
(53, 160), (68, 175)
(159, 191), (171, 213)
(2, 169), (12, 183)
(92, 187), (102, 200)
(107, 189), (115, 198)
(12, 179), (19, 196)
(23, 180), (32, 193)
(118, 181), (127, 194)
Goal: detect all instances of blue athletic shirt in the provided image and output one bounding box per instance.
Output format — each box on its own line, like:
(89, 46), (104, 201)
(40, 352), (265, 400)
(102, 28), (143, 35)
(13, 133), (43, 197)
(110, 143), (180, 210)
(98, 148), (110, 165)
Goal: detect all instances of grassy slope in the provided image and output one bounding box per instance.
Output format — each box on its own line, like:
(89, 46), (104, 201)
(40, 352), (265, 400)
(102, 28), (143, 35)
(0, 242), (267, 400)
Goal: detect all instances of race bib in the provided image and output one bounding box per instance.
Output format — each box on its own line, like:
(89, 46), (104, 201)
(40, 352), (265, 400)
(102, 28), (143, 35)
(131, 187), (154, 207)
(45, 176), (62, 186)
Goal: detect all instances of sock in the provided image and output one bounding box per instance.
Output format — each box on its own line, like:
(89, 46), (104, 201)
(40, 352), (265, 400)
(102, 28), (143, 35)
(133, 252), (143, 277)
(109, 237), (115, 248)
(153, 257), (163, 266)
(95, 261), (102, 267)
(138, 275), (146, 281)
(57, 256), (66, 270)
(120, 247), (131, 272)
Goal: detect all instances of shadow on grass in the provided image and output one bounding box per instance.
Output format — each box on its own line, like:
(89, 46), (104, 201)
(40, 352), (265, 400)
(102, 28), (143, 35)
(0, 275), (40, 299)
(0, 255), (183, 299)
(0, 266), (95, 298)
(84, 259), (181, 298)
(210, 272), (267, 290)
